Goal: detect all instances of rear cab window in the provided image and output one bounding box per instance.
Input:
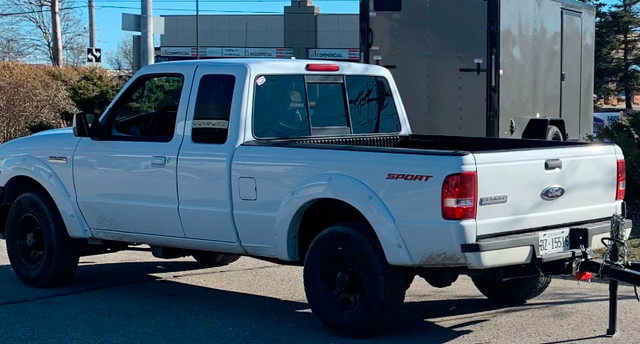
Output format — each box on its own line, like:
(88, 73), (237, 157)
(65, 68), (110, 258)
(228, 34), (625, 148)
(192, 74), (236, 144)
(252, 74), (400, 139)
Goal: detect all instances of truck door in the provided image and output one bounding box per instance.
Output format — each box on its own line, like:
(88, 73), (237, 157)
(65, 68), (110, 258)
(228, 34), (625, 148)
(367, 0), (488, 136)
(561, 10), (583, 140)
(74, 65), (195, 237)
(176, 65), (246, 243)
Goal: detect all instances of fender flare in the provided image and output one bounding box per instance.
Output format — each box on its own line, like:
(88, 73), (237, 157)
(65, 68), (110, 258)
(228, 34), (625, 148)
(274, 173), (414, 265)
(0, 156), (91, 239)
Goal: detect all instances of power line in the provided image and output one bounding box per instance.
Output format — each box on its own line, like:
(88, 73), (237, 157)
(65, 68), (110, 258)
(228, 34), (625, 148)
(0, 5), (87, 17)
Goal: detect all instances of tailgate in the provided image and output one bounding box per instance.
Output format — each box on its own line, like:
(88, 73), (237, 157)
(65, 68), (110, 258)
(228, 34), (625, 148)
(474, 144), (620, 237)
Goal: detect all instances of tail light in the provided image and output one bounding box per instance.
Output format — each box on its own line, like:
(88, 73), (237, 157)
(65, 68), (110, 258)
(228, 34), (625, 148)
(442, 172), (477, 220)
(617, 159), (626, 200)
(306, 64), (340, 72)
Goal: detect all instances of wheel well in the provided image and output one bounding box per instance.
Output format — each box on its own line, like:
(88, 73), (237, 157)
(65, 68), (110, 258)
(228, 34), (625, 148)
(295, 199), (370, 262)
(0, 176), (50, 238)
(522, 118), (567, 140)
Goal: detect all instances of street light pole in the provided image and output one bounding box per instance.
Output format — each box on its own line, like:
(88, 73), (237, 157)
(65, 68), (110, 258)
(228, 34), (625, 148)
(89, 0), (96, 48)
(196, 0), (200, 59)
(51, 0), (62, 66)
(141, 0), (154, 66)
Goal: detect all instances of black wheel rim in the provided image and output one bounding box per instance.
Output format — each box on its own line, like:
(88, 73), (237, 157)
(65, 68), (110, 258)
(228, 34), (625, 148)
(15, 214), (45, 268)
(319, 247), (366, 315)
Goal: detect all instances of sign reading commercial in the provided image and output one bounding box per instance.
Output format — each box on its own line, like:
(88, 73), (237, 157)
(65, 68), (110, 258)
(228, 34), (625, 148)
(160, 47), (196, 57)
(161, 47), (294, 59)
(308, 48), (359, 60)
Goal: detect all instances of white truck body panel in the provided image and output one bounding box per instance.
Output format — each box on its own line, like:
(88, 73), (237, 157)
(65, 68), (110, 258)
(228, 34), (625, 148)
(474, 144), (621, 237)
(0, 59), (625, 271)
(73, 64), (197, 238)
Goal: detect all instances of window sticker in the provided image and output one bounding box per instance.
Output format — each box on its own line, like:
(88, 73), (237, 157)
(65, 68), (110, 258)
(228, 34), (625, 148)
(193, 119), (229, 129)
(256, 76), (266, 86)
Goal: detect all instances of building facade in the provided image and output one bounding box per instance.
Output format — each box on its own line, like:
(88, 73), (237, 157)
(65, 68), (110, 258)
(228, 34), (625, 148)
(157, 0), (359, 62)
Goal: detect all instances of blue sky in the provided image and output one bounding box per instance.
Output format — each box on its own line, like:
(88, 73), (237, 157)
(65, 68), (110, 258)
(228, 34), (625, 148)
(83, 0), (358, 64)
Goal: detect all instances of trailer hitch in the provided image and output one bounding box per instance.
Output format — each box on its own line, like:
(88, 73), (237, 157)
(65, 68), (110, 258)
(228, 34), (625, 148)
(576, 214), (640, 337)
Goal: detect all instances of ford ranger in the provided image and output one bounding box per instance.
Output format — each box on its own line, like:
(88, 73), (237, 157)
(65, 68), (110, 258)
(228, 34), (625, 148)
(0, 59), (630, 337)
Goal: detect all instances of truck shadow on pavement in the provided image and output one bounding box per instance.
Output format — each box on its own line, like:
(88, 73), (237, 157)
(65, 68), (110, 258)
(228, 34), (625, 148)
(0, 261), (634, 344)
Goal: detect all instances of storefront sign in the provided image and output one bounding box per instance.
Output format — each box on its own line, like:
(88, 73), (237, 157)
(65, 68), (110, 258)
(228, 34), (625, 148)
(308, 48), (359, 60)
(161, 47), (294, 59)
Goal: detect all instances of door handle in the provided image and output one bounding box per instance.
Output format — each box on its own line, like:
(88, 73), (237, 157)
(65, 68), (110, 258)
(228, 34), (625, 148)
(151, 156), (167, 166)
(545, 159), (562, 170)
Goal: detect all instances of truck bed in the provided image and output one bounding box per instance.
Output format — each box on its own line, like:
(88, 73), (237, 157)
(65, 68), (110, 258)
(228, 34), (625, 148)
(249, 134), (593, 154)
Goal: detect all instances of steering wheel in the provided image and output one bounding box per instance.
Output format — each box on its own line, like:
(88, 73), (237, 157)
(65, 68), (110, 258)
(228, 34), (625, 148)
(150, 105), (178, 137)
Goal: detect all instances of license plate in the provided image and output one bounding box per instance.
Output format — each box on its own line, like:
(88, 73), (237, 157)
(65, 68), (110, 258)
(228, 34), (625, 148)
(538, 229), (570, 255)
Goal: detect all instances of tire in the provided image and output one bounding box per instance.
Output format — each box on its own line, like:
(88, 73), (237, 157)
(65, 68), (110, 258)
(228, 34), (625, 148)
(5, 191), (79, 288)
(192, 252), (240, 267)
(546, 125), (563, 141)
(472, 275), (552, 304)
(303, 223), (406, 337)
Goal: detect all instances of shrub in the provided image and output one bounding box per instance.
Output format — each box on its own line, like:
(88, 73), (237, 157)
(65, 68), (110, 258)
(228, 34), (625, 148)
(0, 63), (75, 143)
(0, 63), (124, 143)
(597, 110), (640, 203)
(67, 67), (120, 116)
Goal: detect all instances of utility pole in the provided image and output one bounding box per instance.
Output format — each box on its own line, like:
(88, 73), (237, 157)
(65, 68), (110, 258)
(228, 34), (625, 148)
(196, 0), (199, 59)
(141, 0), (154, 67)
(51, 0), (63, 66)
(89, 0), (96, 49)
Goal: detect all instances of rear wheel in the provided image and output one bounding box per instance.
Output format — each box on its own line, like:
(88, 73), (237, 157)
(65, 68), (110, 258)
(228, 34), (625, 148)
(192, 252), (240, 267)
(5, 191), (79, 287)
(303, 223), (406, 337)
(472, 275), (552, 304)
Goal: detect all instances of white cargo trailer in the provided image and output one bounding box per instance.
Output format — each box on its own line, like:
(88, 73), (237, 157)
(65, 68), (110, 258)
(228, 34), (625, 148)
(360, 0), (595, 141)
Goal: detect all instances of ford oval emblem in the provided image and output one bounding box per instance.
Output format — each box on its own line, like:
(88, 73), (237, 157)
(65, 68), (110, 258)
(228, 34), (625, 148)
(541, 186), (566, 201)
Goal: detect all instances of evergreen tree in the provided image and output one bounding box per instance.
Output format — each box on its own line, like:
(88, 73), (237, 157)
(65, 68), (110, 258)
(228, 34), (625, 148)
(591, 0), (640, 109)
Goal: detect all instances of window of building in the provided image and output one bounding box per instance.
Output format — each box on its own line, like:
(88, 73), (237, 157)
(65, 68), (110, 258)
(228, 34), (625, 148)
(192, 74), (236, 144)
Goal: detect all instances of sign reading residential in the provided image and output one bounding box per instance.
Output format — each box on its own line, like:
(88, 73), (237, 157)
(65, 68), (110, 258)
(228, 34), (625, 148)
(308, 48), (359, 60)
(160, 47), (294, 59)
(87, 48), (101, 63)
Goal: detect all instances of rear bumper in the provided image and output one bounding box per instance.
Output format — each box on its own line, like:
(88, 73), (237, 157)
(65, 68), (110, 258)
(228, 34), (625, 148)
(461, 219), (632, 269)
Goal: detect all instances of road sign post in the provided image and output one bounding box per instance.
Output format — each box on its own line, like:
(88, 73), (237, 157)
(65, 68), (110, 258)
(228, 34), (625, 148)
(87, 48), (102, 63)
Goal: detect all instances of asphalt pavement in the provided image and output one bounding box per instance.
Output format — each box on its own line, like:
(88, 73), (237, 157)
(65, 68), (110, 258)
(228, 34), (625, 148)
(1, 244), (640, 344)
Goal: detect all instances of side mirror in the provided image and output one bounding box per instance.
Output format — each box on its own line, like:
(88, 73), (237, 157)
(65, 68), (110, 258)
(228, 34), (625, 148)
(72, 113), (99, 138)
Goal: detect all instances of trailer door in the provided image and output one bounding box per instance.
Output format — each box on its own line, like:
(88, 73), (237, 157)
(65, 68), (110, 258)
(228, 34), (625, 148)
(561, 10), (583, 140)
(368, 0), (488, 136)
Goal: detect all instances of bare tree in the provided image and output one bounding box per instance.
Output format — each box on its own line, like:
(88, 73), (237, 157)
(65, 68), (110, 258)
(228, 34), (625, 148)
(0, 0), (86, 65)
(0, 21), (30, 62)
(107, 35), (134, 72)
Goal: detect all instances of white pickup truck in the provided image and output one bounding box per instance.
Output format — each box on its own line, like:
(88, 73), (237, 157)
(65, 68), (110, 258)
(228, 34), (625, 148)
(0, 59), (630, 337)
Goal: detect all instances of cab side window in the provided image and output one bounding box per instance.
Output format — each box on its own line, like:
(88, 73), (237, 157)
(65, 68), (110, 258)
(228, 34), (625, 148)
(192, 75), (236, 144)
(109, 74), (184, 142)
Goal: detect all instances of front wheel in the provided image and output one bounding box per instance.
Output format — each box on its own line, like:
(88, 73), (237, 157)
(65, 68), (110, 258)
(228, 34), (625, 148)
(303, 223), (406, 337)
(5, 191), (79, 288)
(472, 275), (552, 304)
